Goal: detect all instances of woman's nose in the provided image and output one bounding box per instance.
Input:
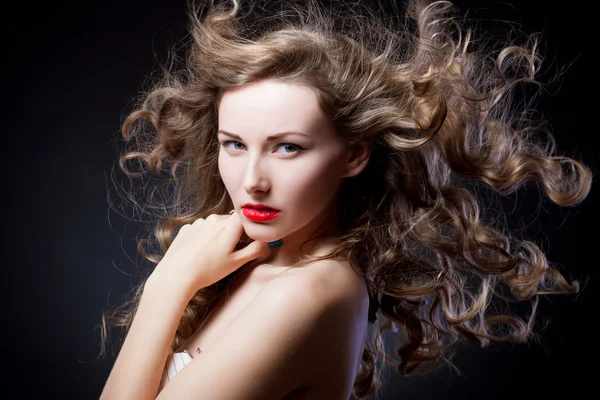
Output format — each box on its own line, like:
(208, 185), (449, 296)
(242, 159), (270, 194)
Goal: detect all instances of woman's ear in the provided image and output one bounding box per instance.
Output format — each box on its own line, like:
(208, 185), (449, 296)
(342, 141), (371, 178)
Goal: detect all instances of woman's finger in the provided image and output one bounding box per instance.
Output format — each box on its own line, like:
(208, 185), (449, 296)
(179, 223), (193, 232)
(226, 210), (244, 231)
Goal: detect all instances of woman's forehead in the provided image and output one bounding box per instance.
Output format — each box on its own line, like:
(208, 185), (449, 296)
(219, 80), (319, 115)
(218, 80), (335, 140)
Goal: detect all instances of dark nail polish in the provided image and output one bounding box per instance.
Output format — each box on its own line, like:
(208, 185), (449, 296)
(268, 239), (283, 249)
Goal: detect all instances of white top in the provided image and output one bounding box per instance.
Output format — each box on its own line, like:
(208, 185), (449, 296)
(159, 351), (193, 391)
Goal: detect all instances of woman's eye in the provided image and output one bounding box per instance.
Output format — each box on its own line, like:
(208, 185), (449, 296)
(222, 140), (245, 151)
(221, 141), (304, 154)
(276, 144), (303, 154)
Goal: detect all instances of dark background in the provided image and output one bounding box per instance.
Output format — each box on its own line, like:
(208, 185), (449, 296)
(5, 0), (597, 399)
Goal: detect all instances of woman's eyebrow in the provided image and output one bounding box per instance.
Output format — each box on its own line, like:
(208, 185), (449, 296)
(217, 130), (311, 141)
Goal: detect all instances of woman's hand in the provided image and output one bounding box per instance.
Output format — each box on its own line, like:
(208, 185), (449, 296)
(148, 211), (272, 295)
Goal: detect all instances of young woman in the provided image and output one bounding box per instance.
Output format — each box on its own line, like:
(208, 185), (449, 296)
(97, 1), (592, 399)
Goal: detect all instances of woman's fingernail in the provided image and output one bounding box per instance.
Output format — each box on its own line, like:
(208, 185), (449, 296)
(268, 239), (283, 249)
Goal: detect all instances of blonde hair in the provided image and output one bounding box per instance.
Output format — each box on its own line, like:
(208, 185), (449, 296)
(98, 1), (592, 398)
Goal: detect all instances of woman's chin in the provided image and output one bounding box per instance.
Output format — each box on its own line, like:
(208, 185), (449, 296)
(245, 234), (282, 243)
(242, 225), (285, 243)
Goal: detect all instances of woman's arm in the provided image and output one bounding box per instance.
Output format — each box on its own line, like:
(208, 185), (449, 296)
(99, 276), (196, 400)
(99, 213), (271, 399)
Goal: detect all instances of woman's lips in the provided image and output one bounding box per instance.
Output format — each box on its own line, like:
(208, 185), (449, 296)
(242, 207), (281, 222)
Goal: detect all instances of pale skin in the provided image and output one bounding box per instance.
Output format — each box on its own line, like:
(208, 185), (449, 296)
(100, 79), (372, 399)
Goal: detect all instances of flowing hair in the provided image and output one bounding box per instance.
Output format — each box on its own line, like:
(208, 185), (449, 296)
(97, 1), (592, 398)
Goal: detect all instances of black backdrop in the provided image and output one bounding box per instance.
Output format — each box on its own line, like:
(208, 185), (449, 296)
(5, 1), (598, 399)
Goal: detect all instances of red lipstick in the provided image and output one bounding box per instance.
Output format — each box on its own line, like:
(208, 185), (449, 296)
(242, 204), (281, 222)
(242, 203), (280, 211)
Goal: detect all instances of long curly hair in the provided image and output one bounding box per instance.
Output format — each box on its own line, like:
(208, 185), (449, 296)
(97, 1), (592, 398)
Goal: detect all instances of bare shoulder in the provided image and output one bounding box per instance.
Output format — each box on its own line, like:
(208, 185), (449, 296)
(275, 251), (368, 308)
(270, 253), (369, 342)
(267, 255), (369, 394)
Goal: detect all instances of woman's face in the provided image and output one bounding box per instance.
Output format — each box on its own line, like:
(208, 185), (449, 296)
(217, 79), (350, 245)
